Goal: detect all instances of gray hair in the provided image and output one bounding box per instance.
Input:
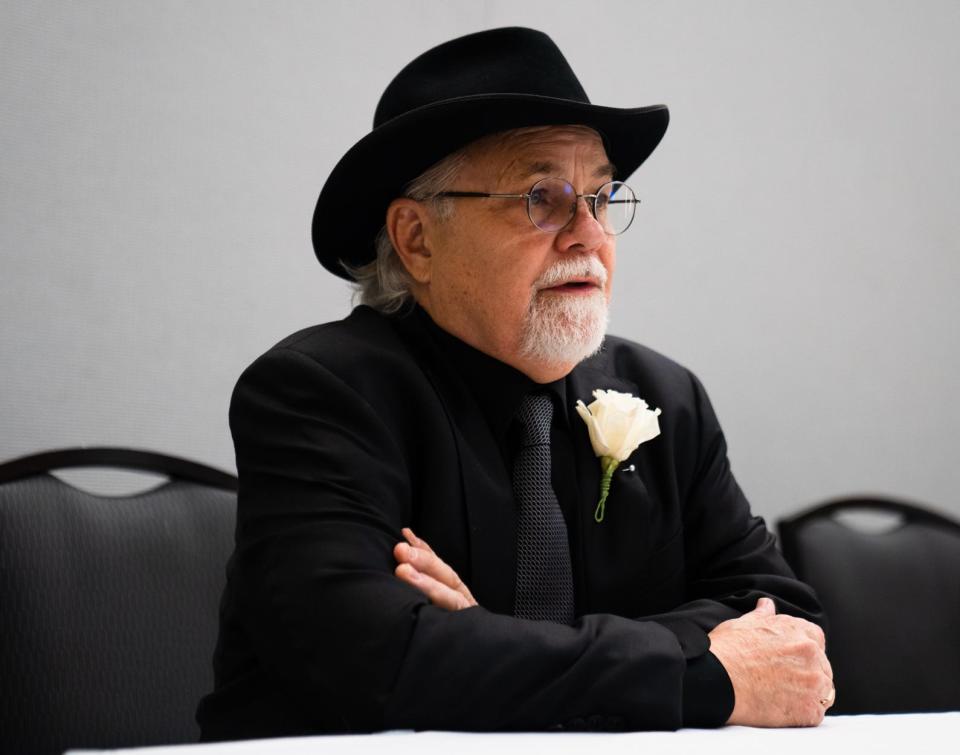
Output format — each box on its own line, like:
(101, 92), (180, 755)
(345, 149), (466, 314)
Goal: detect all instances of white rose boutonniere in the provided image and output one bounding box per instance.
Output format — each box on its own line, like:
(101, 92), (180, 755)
(575, 389), (662, 522)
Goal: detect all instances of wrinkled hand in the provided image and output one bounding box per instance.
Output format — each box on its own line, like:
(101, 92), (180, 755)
(709, 597), (835, 727)
(394, 528), (478, 611)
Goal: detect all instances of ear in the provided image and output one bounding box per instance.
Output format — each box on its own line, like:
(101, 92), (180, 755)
(386, 198), (434, 285)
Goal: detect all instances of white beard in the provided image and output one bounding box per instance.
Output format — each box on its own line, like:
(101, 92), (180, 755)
(518, 257), (610, 367)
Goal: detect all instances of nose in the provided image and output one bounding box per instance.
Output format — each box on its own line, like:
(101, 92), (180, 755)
(555, 195), (606, 254)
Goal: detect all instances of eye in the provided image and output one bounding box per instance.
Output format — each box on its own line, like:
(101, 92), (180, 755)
(529, 188), (548, 206)
(595, 187), (612, 212)
(532, 186), (563, 210)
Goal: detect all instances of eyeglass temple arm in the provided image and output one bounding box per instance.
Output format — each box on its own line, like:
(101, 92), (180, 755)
(436, 191), (639, 204)
(435, 191), (527, 199)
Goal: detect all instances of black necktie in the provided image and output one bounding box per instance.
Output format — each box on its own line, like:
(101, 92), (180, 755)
(512, 393), (575, 623)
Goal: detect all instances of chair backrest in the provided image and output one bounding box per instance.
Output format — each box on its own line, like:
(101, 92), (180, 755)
(0, 448), (237, 755)
(778, 497), (960, 714)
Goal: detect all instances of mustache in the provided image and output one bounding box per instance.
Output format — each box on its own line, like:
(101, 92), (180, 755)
(533, 256), (608, 290)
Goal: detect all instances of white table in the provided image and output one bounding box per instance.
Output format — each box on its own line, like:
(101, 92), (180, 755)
(68, 712), (960, 755)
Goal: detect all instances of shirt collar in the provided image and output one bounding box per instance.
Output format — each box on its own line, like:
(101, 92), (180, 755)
(412, 306), (568, 442)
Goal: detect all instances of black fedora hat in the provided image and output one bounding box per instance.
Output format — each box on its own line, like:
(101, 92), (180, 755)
(312, 27), (668, 280)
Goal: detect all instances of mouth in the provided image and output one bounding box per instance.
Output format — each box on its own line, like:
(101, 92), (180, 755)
(542, 277), (602, 294)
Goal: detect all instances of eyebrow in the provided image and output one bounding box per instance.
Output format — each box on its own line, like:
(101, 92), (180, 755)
(515, 160), (618, 181)
(594, 161), (618, 179)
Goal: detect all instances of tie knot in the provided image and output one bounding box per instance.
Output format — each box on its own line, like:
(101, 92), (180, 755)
(515, 393), (553, 447)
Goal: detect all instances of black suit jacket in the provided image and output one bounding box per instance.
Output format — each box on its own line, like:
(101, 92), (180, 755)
(197, 305), (823, 739)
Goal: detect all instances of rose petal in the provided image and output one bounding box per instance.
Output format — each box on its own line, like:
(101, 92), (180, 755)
(603, 407), (635, 459)
(576, 399), (611, 457)
(576, 391), (661, 461)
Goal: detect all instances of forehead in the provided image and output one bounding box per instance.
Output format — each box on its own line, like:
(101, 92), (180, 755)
(460, 125), (614, 184)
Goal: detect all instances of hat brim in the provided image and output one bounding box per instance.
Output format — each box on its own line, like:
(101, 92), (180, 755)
(312, 94), (668, 279)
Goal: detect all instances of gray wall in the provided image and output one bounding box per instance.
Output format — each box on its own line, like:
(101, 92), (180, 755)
(2, 1), (958, 523)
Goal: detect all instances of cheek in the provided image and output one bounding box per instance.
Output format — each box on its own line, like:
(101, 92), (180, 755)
(430, 234), (480, 297)
(435, 249), (510, 324)
(500, 277), (536, 318)
(473, 264), (531, 320)
(454, 239), (530, 304)
(433, 218), (545, 328)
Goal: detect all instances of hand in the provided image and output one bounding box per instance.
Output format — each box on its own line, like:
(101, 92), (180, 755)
(708, 597), (835, 727)
(393, 527), (478, 611)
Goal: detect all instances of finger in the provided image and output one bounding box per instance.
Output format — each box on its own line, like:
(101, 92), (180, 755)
(755, 596), (777, 615)
(402, 527), (436, 554)
(395, 563), (471, 611)
(800, 620), (827, 651)
(414, 547), (474, 602)
(773, 615), (827, 651)
(739, 597), (776, 623)
(777, 614), (827, 650)
(394, 543), (476, 603)
(808, 702), (828, 727)
(804, 648), (834, 687)
(821, 653), (834, 681)
(819, 684), (836, 710)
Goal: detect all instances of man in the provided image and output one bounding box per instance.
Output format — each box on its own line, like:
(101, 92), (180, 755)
(197, 27), (833, 740)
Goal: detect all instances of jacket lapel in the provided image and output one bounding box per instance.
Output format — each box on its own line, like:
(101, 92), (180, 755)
(446, 401), (518, 615)
(393, 315), (517, 615)
(567, 361), (667, 612)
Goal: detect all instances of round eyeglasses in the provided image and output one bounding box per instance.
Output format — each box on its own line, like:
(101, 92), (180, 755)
(435, 177), (640, 235)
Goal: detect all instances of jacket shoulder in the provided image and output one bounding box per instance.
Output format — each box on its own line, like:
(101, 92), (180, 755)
(268, 306), (410, 366)
(576, 335), (717, 450)
(233, 307), (435, 431)
(586, 334), (699, 391)
(239, 306), (424, 387)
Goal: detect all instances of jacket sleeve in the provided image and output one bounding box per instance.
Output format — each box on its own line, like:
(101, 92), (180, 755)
(643, 369), (825, 657)
(229, 346), (694, 733)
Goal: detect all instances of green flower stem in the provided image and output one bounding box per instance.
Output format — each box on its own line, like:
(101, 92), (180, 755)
(594, 456), (621, 523)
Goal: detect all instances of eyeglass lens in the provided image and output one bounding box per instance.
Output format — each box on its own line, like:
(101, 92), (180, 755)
(526, 178), (636, 235)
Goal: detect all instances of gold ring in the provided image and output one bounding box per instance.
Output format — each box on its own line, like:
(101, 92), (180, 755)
(819, 687), (836, 707)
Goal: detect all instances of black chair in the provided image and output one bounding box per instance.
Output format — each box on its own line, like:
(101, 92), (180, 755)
(778, 497), (960, 714)
(0, 448), (237, 755)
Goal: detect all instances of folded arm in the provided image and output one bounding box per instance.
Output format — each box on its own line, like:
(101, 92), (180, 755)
(393, 366), (833, 728)
(230, 347), (693, 732)
(640, 370), (825, 649)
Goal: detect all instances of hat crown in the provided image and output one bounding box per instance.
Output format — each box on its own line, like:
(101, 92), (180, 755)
(313, 27), (668, 280)
(374, 27), (590, 128)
